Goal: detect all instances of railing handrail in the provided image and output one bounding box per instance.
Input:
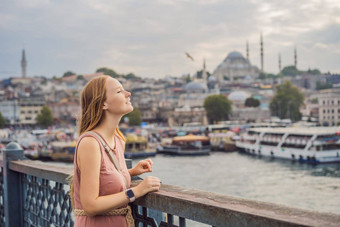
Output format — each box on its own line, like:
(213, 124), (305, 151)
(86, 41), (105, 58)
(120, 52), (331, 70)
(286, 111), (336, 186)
(9, 159), (72, 184)
(7, 159), (340, 226)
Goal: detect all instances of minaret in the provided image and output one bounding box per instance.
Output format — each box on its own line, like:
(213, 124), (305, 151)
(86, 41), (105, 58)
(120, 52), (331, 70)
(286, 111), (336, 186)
(278, 53), (282, 72)
(202, 58), (207, 84)
(260, 33), (264, 72)
(21, 49), (27, 78)
(294, 47), (297, 68)
(246, 40), (249, 60)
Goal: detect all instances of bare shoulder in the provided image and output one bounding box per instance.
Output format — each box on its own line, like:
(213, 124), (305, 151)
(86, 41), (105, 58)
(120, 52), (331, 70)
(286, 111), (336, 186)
(77, 136), (101, 167)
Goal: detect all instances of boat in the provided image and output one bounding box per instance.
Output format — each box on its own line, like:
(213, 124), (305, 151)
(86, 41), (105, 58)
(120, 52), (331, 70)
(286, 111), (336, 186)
(49, 141), (76, 162)
(209, 128), (237, 152)
(236, 127), (340, 164)
(124, 134), (156, 159)
(158, 134), (211, 156)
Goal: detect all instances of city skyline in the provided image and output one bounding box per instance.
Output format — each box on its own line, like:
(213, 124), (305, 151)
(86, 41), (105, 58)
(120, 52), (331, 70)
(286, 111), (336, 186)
(0, 0), (339, 79)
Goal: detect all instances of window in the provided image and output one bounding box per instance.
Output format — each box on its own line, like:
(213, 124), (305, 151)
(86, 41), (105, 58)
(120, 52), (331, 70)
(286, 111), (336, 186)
(21, 111), (25, 114)
(332, 109), (335, 113)
(323, 100), (325, 105)
(323, 110), (326, 113)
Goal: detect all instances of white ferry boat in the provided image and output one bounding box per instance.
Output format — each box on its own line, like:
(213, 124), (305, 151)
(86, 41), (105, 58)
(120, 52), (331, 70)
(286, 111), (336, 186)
(236, 127), (340, 164)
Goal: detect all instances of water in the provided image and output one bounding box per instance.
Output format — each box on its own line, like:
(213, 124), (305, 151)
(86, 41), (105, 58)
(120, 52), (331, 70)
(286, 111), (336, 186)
(133, 152), (340, 215)
(57, 151), (340, 226)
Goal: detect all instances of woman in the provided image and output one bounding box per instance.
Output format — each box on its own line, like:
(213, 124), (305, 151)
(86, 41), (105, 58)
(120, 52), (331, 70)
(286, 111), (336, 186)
(73, 75), (161, 226)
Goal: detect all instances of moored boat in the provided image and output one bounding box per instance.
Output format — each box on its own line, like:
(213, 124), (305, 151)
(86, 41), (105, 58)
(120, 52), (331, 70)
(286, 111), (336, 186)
(158, 134), (211, 156)
(49, 141), (76, 162)
(124, 134), (156, 159)
(209, 130), (237, 152)
(236, 127), (340, 164)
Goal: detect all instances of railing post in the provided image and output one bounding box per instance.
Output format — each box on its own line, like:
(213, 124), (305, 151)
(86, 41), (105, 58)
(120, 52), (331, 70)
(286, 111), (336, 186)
(3, 142), (26, 227)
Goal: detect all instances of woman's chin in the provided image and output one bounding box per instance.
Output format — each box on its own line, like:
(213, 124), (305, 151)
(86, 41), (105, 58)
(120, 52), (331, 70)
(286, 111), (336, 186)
(126, 105), (134, 113)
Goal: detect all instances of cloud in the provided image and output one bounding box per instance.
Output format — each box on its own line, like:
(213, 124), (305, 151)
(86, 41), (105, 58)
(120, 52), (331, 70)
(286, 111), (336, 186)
(0, 0), (339, 78)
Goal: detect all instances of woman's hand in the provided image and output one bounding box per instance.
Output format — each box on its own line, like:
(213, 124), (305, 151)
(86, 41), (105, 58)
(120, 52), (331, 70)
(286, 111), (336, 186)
(129, 159), (153, 176)
(133, 176), (161, 197)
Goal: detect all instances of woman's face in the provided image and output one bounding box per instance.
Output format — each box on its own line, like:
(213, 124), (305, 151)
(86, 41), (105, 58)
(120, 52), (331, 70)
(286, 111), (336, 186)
(103, 77), (133, 115)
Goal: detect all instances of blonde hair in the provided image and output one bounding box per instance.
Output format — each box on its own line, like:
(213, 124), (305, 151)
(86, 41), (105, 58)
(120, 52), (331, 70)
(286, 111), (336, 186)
(78, 75), (125, 141)
(69, 75), (126, 209)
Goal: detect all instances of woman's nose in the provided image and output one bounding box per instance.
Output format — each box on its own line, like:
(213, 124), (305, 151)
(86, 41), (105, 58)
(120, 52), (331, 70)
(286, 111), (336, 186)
(126, 91), (131, 97)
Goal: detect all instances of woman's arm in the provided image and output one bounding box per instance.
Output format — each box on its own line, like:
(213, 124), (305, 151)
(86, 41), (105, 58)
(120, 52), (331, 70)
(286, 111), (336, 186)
(78, 137), (160, 216)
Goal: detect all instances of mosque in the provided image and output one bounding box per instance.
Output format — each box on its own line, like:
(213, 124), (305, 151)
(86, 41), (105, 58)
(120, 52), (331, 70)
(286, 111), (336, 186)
(212, 51), (260, 82)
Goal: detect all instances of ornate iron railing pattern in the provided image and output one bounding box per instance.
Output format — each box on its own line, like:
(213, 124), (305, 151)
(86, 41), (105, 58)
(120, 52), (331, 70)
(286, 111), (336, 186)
(2, 144), (340, 227)
(132, 204), (188, 227)
(22, 174), (73, 227)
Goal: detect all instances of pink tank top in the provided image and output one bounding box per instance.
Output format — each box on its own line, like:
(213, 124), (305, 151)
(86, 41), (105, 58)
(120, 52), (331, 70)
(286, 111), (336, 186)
(73, 131), (131, 227)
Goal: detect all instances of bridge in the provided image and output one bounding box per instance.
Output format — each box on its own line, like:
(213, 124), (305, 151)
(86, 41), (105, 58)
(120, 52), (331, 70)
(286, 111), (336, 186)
(1, 142), (340, 226)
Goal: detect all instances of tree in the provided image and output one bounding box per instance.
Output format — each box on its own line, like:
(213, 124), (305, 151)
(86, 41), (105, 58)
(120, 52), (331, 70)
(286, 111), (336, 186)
(270, 81), (304, 121)
(245, 97), (260, 107)
(185, 74), (192, 83)
(0, 112), (5, 128)
(259, 73), (278, 80)
(259, 72), (266, 80)
(63, 71), (76, 77)
(281, 66), (299, 77)
(36, 106), (54, 127)
(77, 75), (85, 80)
(308, 68), (321, 75)
(96, 67), (120, 78)
(316, 81), (332, 90)
(124, 107), (142, 126)
(122, 73), (140, 80)
(311, 98), (318, 104)
(203, 95), (232, 124)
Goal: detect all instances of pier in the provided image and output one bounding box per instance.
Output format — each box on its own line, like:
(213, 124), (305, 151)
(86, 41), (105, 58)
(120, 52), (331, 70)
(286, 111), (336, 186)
(1, 142), (340, 226)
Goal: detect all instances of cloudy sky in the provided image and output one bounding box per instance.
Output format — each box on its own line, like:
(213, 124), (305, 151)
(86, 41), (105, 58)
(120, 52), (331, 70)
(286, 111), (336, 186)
(1, 0), (339, 79)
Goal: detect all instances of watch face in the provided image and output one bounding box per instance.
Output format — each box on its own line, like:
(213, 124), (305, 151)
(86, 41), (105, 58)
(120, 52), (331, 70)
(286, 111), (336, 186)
(126, 189), (135, 198)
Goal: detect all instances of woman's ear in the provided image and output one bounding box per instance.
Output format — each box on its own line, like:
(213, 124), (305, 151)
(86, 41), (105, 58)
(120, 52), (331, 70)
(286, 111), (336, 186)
(103, 102), (108, 110)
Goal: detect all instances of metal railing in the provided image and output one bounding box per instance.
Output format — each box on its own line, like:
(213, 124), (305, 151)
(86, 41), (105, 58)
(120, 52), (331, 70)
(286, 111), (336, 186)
(1, 142), (340, 226)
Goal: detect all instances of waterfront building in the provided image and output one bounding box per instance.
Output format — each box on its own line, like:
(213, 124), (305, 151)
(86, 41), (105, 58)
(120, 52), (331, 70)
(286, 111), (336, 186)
(318, 88), (340, 126)
(169, 105), (208, 126)
(18, 96), (45, 125)
(49, 99), (80, 122)
(227, 90), (270, 122)
(229, 108), (271, 122)
(0, 99), (20, 124)
(300, 91), (319, 121)
(212, 51), (260, 82)
(290, 75), (323, 90)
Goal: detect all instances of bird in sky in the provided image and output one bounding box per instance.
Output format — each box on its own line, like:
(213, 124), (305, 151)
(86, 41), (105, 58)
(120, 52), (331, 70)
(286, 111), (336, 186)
(185, 52), (194, 61)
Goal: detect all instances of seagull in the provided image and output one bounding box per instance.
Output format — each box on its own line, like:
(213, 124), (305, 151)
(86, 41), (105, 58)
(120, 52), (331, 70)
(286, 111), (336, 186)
(185, 52), (194, 61)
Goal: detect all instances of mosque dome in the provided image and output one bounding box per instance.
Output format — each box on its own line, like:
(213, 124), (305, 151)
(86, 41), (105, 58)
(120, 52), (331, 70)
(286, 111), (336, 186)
(226, 51), (244, 59)
(208, 75), (216, 82)
(228, 91), (250, 101)
(212, 50), (260, 82)
(184, 81), (207, 91)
